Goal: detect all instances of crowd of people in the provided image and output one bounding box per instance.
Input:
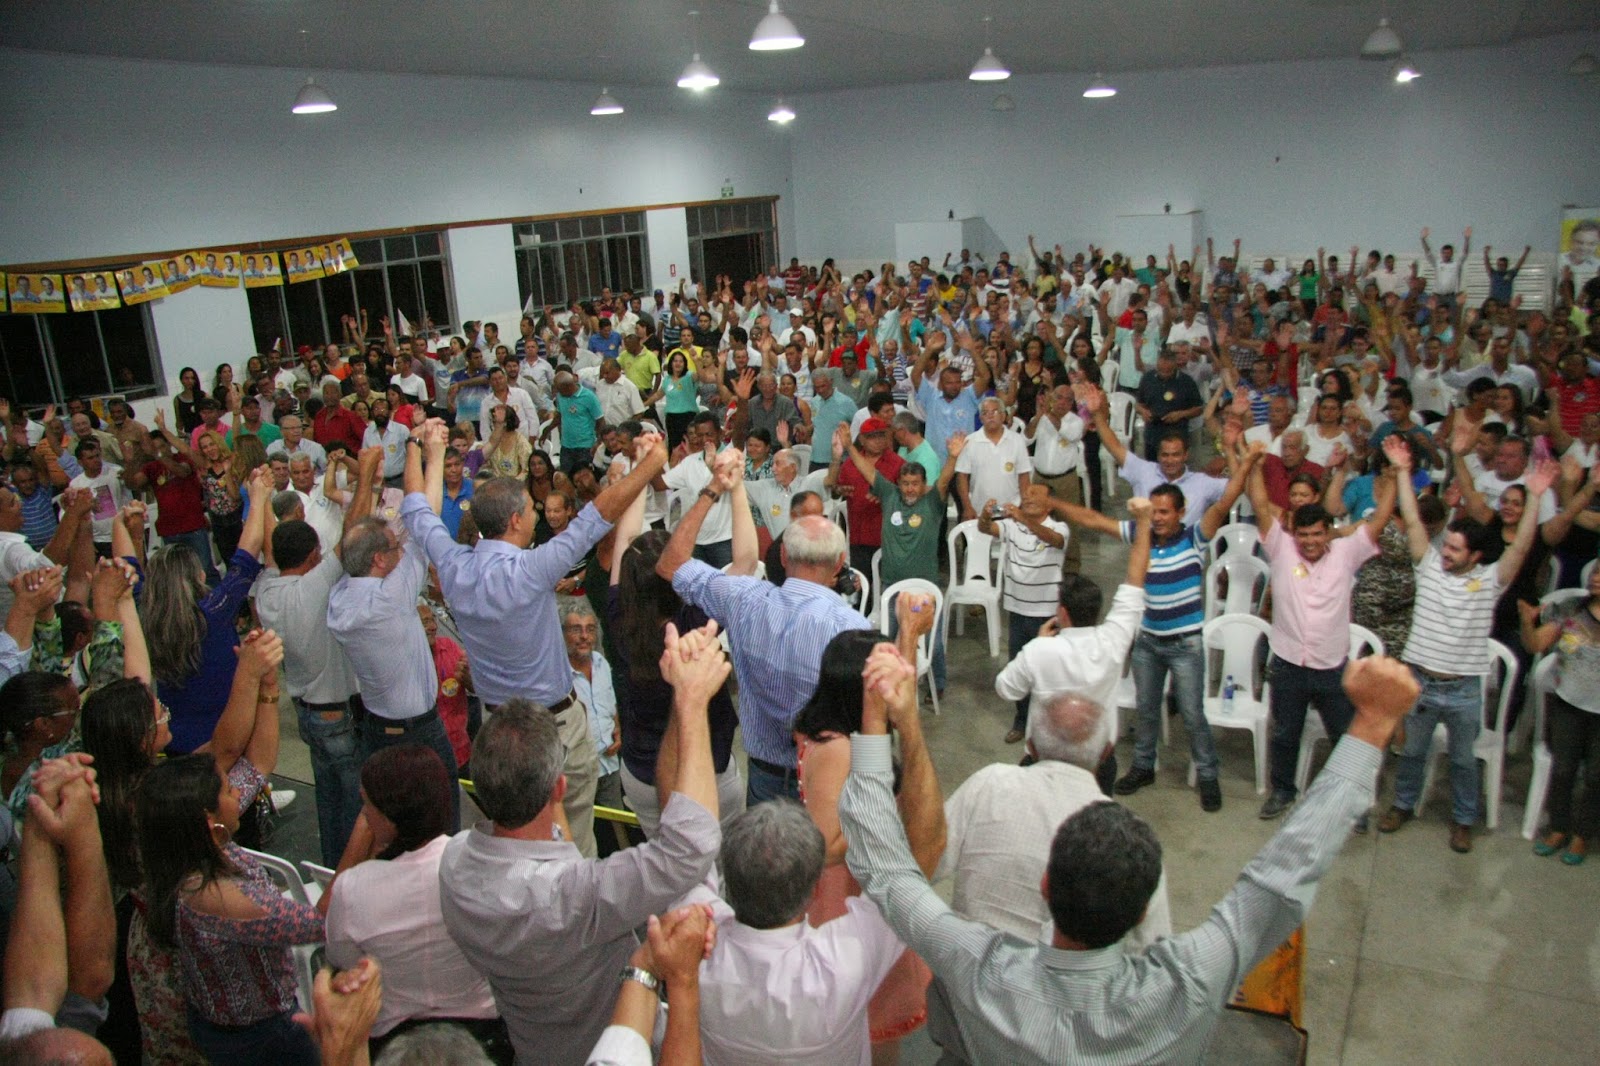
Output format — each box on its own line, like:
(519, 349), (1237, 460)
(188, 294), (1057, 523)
(1, 232), (1598, 1065)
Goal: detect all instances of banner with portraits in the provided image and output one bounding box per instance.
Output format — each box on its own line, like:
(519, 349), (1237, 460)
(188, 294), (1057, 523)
(323, 238), (359, 275)
(242, 251), (282, 288)
(157, 255), (198, 294)
(118, 264), (169, 305)
(67, 272), (122, 311)
(196, 249), (242, 288)
(8, 273), (67, 313)
(1560, 207), (1600, 290)
(285, 247), (327, 283)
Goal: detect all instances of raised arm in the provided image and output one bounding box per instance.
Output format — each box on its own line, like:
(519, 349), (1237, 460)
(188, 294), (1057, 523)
(1199, 440), (1261, 538)
(865, 641), (945, 877)
(1082, 384), (1129, 468)
(590, 429), (669, 524)
(727, 467), (759, 576)
(1497, 460), (1557, 585)
(1383, 437), (1431, 562)
(1124, 497), (1154, 586)
(236, 466), (273, 559)
(654, 448), (740, 582)
(204, 630), (284, 779)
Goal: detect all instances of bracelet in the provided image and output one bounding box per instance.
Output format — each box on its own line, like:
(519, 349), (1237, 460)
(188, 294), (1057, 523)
(258, 691), (281, 703)
(619, 966), (661, 997)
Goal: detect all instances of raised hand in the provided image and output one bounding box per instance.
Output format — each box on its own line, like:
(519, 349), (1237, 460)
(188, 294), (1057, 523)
(1328, 443), (1349, 469)
(658, 620), (732, 705)
(863, 642), (918, 730)
(1381, 434), (1412, 471)
(236, 628), (285, 681)
(1525, 457), (1559, 498)
(895, 590), (936, 641)
(645, 904), (717, 988)
(945, 432), (967, 460)
(358, 446), (385, 477)
(11, 565), (64, 614)
(1343, 655), (1420, 735)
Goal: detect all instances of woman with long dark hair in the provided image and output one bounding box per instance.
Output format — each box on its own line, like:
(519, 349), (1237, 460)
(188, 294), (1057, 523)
(653, 349), (699, 451)
(608, 488), (742, 837)
(173, 367), (207, 436)
(144, 466), (271, 753)
(320, 744), (502, 1055)
(134, 631), (318, 1066)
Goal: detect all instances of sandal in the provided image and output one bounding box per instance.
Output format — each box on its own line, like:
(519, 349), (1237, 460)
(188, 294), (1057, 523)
(1533, 832), (1569, 857)
(1561, 837), (1588, 867)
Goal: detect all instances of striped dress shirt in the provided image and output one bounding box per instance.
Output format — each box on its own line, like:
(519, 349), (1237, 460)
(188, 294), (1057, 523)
(839, 731), (1378, 1065)
(672, 560), (870, 768)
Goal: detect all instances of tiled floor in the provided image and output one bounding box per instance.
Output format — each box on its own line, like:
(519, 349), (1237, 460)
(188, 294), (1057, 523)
(264, 527), (1600, 1065)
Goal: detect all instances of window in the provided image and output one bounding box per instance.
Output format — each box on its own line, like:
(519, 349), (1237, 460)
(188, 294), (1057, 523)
(244, 232), (454, 354)
(0, 305), (163, 406)
(514, 212), (649, 311)
(686, 199), (779, 289)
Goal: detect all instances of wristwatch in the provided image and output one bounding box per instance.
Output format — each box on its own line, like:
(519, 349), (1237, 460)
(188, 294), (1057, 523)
(619, 966), (661, 997)
(699, 486), (722, 503)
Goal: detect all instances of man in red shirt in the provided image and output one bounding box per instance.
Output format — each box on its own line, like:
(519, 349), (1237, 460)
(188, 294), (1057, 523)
(1548, 349), (1600, 437)
(827, 418), (903, 577)
(313, 381), (366, 453)
(1260, 430), (1326, 510)
(125, 411), (214, 582)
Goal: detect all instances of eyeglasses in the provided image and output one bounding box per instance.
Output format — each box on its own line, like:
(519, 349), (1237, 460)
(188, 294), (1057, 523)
(154, 702), (172, 727)
(563, 623), (598, 635)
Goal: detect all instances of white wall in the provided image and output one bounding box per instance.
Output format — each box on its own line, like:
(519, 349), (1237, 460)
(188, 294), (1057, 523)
(146, 284), (256, 408)
(789, 35), (1600, 264)
(446, 224), (523, 332)
(0, 48), (795, 268)
(645, 209), (692, 292)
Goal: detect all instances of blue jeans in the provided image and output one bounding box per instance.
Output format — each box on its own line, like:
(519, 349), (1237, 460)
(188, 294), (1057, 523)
(560, 446), (594, 477)
(1131, 631), (1215, 780)
(1008, 611), (1046, 732)
(166, 527), (218, 585)
(1392, 670), (1482, 824)
(746, 757), (800, 806)
(188, 1008), (318, 1066)
(692, 539), (734, 569)
(1267, 655), (1355, 798)
(359, 710), (461, 832)
(295, 699), (363, 866)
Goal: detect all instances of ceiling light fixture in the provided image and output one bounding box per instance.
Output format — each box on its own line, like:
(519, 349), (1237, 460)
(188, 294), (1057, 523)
(1392, 57), (1420, 83)
(590, 87), (624, 115)
(291, 76), (337, 114)
(749, 0), (804, 51)
(968, 17), (1010, 81)
(1569, 53), (1599, 76)
(1361, 16), (1403, 60)
(1082, 73), (1116, 99)
(768, 99), (796, 123)
(678, 11), (721, 90)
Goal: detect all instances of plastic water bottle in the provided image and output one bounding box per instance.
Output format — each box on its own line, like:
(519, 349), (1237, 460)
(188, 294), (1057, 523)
(1222, 674), (1237, 713)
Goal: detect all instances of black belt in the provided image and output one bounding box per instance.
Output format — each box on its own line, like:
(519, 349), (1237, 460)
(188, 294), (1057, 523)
(372, 707), (438, 734)
(1035, 469), (1075, 478)
(485, 690), (578, 718)
(298, 698), (349, 712)
(748, 754), (797, 778)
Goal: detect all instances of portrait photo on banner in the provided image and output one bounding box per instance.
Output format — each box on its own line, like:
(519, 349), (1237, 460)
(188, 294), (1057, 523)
(67, 271), (122, 311)
(197, 249), (241, 287)
(8, 273), (67, 312)
(286, 246), (327, 282)
(323, 238), (359, 274)
(160, 254), (197, 293)
(120, 263), (169, 304)
(1560, 207), (1600, 288)
(243, 250), (283, 287)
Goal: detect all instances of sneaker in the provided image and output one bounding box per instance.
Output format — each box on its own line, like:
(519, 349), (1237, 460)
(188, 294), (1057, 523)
(1258, 792), (1295, 820)
(1377, 806), (1413, 834)
(1449, 823), (1473, 854)
(269, 789), (297, 814)
(1199, 778), (1222, 812)
(1112, 766), (1157, 796)
(1004, 728), (1024, 744)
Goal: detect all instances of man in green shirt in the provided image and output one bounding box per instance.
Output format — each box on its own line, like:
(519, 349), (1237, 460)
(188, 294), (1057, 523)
(618, 331), (661, 396)
(893, 412), (942, 484)
(844, 430), (964, 693)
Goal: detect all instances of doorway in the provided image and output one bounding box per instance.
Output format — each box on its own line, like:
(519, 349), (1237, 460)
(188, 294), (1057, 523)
(700, 233), (764, 291)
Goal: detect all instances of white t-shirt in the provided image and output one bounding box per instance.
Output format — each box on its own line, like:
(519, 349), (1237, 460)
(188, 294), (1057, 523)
(662, 452), (732, 546)
(68, 465), (129, 543)
(1243, 424), (1285, 457)
(955, 430), (1032, 512)
(1474, 470), (1556, 522)
(1096, 277), (1138, 318)
(1299, 427), (1351, 468)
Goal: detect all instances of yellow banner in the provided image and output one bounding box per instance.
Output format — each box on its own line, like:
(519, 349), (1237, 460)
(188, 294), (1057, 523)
(67, 271), (123, 311)
(286, 247), (326, 282)
(118, 264), (169, 305)
(8, 273), (67, 313)
(243, 251), (283, 288)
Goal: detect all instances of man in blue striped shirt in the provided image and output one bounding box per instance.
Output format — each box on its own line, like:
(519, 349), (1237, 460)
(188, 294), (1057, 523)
(1048, 443), (1259, 811)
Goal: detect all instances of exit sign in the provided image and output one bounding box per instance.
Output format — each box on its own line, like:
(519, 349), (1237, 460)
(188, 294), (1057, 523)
(720, 183), (734, 198)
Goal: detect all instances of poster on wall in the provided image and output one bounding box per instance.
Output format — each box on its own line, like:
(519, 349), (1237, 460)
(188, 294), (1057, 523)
(67, 272), (122, 311)
(285, 247), (326, 282)
(159, 255), (199, 293)
(1560, 207), (1600, 289)
(196, 249), (241, 287)
(242, 251), (282, 288)
(8, 273), (66, 312)
(118, 264), (168, 304)
(323, 238), (359, 274)
(0, 272), (6, 312)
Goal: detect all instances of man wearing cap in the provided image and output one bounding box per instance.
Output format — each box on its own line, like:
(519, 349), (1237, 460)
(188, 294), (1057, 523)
(827, 418), (904, 579)
(188, 397), (233, 451)
(225, 395), (282, 448)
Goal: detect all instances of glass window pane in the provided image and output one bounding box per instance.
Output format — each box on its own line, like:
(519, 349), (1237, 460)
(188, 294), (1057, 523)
(321, 274), (358, 344)
(562, 244), (590, 302)
(558, 219), (582, 241)
(515, 251), (535, 312)
(625, 212), (643, 232)
(283, 279), (326, 351)
(417, 261), (451, 332)
(686, 210), (701, 237)
(352, 269), (388, 338)
(246, 287), (288, 355)
(385, 264), (422, 333)
(47, 313), (110, 398)
(579, 216), (600, 238)
(100, 307), (159, 396)
(534, 221), (558, 242)
(0, 316), (53, 406)
(415, 232), (441, 257)
(384, 236), (416, 260)
(539, 246), (565, 309)
(603, 213), (624, 236)
(350, 238), (383, 264)
(716, 205), (735, 232)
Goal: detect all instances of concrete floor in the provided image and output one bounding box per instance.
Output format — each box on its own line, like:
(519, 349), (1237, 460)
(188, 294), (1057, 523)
(265, 528), (1600, 1066)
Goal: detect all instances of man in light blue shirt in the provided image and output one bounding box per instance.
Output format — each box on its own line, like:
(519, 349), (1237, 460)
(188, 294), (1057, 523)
(1088, 387), (1230, 517)
(401, 418), (668, 856)
(361, 398), (411, 487)
(565, 600), (622, 813)
(807, 370), (859, 473)
(912, 342), (992, 469)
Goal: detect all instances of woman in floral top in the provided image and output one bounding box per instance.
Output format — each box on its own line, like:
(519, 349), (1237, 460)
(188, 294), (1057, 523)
(136, 629), (324, 1065)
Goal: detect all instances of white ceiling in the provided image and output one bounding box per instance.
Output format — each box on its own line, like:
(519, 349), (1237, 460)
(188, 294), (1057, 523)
(3, 1), (1597, 93)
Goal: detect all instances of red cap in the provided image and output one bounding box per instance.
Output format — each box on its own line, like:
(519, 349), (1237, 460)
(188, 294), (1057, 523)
(859, 417), (891, 435)
(296, 344), (313, 355)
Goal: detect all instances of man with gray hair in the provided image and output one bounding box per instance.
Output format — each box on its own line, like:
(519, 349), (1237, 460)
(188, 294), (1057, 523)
(953, 396), (1031, 522)
(438, 617), (727, 1066)
(744, 448), (827, 543)
(266, 412), (327, 471)
(936, 691), (1173, 951)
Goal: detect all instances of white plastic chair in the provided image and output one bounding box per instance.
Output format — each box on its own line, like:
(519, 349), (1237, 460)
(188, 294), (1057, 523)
(1520, 656), (1557, 841)
(1293, 625), (1385, 793)
(1417, 638), (1518, 831)
(1207, 522), (1262, 567)
(1203, 554), (1270, 620)
(299, 860), (335, 894)
(1191, 614), (1273, 795)
(1582, 557), (1597, 590)
(242, 848), (322, 1012)
(824, 495), (850, 541)
(721, 560), (768, 581)
(842, 566), (870, 615)
(878, 578), (944, 715)
(1541, 587), (1587, 613)
(1108, 391), (1138, 446)
(870, 550), (883, 625)
(943, 520), (1004, 658)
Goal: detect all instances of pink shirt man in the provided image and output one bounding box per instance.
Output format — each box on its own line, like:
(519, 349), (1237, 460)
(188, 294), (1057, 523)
(1261, 521), (1378, 669)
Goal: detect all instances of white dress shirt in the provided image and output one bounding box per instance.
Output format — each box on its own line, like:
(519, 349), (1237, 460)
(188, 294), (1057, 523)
(684, 886), (904, 1066)
(662, 453), (732, 545)
(324, 835), (498, 1037)
(478, 386), (541, 442)
(253, 553), (359, 704)
(954, 429), (1032, 511)
(994, 582), (1144, 738)
(594, 377), (646, 429)
(935, 760), (1172, 952)
(1028, 412), (1084, 476)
